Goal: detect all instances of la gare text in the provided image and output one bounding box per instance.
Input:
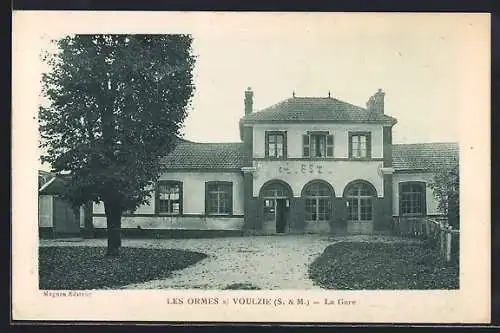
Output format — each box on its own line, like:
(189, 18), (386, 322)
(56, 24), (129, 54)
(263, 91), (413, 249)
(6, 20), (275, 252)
(166, 297), (357, 306)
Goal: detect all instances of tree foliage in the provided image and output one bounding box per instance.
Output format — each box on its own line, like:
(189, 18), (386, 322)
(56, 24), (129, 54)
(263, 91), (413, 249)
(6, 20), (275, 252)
(39, 34), (195, 254)
(429, 161), (460, 229)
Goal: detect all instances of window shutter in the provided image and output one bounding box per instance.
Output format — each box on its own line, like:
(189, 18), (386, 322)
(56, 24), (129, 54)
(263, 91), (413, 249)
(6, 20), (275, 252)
(283, 132), (288, 158)
(265, 132), (269, 158)
(302, 134), (310, 157)
(227, 183), (233, 215)
(366, 133), (372, 158)
(348, 133), (353, 158)
(326, 134), (334, 157)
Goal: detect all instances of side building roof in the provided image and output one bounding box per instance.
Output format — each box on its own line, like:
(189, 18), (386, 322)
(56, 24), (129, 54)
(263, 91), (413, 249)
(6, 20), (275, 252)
(160, 138), (251, 171)
(392, 142), (459, 172)
(39, 141), (459, 179)
(160, 140), (458, 172)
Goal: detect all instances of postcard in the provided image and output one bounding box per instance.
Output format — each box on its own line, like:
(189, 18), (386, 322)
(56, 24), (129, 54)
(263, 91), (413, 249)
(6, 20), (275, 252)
(12, 11), (490, 324)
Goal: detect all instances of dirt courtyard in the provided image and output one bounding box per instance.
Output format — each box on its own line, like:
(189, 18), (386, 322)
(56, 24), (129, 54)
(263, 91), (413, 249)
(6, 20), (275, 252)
(40, 234), (421, 290)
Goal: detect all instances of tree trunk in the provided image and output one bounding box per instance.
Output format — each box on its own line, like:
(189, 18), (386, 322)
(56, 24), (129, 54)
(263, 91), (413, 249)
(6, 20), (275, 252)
(104, 200), (122, 256)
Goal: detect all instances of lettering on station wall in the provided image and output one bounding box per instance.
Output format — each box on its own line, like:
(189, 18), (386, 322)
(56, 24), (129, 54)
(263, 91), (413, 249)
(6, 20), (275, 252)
(278, 162), (332, 175)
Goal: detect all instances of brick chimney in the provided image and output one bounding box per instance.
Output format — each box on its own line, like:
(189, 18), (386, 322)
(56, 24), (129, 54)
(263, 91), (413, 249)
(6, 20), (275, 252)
(366, 88), (385, 114)
(244, 87), (253, 115)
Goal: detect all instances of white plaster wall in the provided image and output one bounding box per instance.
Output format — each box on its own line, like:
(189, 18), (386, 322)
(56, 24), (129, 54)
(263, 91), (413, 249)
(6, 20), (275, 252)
(392, 172), (440, 216)
(253, 160), (384, 198)
(93, 216), (244, 230)
(93, 171), (244, 215)
(252, 123), (384, 159)
(38, 195), (53, 227)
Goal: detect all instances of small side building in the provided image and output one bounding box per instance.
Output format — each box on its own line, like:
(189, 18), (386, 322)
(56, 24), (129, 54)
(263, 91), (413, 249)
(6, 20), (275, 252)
(392, 142), (459, 223)
(38, 171), (82, 238)
(92, 140), (250, 238)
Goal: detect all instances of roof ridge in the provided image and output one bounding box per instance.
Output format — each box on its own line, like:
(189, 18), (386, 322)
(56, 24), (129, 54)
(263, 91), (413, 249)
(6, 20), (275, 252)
(242, 95), (397, 124)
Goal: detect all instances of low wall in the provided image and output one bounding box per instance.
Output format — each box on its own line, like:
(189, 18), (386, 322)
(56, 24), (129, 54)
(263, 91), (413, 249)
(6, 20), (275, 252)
(92, 228), (244, 239)
(346, 221), (374, 234)
(38, 227), (82, 239)
(304, 221), (331, 233)
(93, 215), (244, 231)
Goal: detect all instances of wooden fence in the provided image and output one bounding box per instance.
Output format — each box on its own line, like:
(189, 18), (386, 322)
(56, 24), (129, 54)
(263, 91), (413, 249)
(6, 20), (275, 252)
(393, 216), (459, 264)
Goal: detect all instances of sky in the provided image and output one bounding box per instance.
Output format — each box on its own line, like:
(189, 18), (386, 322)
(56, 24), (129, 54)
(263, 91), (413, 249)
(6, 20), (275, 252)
(17, 12), (488, 171)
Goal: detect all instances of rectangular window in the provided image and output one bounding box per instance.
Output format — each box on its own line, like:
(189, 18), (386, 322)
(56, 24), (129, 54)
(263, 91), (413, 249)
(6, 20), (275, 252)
(156, 181), (182, 215)
(400, 182), (426, 216)
(265, 131), (286, 159)
(310, 134), (326, 157)
(349, 132), (371, 159)
(206, 182), (233, 215)
(303, 133), (334, 158)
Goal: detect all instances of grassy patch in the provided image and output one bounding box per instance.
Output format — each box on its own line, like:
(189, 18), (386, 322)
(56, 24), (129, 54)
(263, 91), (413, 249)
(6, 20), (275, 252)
(309, 242), (459, 290)
(39, 246), (208, 290)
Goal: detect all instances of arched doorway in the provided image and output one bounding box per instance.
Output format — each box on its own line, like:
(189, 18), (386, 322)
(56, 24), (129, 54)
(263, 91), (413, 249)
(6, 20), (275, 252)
(259, 180), (293, 234)
(344, 180), (377, 234)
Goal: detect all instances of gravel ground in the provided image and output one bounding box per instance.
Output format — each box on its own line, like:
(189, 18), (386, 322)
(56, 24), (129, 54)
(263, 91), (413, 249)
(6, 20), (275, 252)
(39, 234), (422, 290)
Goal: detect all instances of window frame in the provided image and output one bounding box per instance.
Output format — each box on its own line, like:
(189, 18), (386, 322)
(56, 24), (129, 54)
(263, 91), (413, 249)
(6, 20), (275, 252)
(265, 131), (287, 159)
(155, 180), (183, 215)
(302, 131), (334, 159)
(348, 131), (372, 159)
(399, 181), (427, 217)
(205, 181), (233, 216)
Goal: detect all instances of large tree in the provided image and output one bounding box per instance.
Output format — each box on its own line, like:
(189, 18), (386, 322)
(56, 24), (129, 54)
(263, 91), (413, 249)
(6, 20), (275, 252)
(429, 162), (460, 229)
(39, 35), (195, 255)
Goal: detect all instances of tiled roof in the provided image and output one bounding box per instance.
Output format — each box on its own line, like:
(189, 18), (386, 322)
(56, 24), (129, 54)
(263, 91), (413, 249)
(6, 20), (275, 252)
(392, 142), (459, 171)
(161, 140), (458, 171)
(160, 139), (250, 170)
(39, 142), (459, 178)
(241, 97), (397, 124)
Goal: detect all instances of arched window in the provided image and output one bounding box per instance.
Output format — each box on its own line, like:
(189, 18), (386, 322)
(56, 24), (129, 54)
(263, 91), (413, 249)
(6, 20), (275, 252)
(259, 180), (292, 211)
(302, 181), (334, 222)
(344, 181), (376, 222)
(260, 181), (292, 199)
(399, 182), (426, 216)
